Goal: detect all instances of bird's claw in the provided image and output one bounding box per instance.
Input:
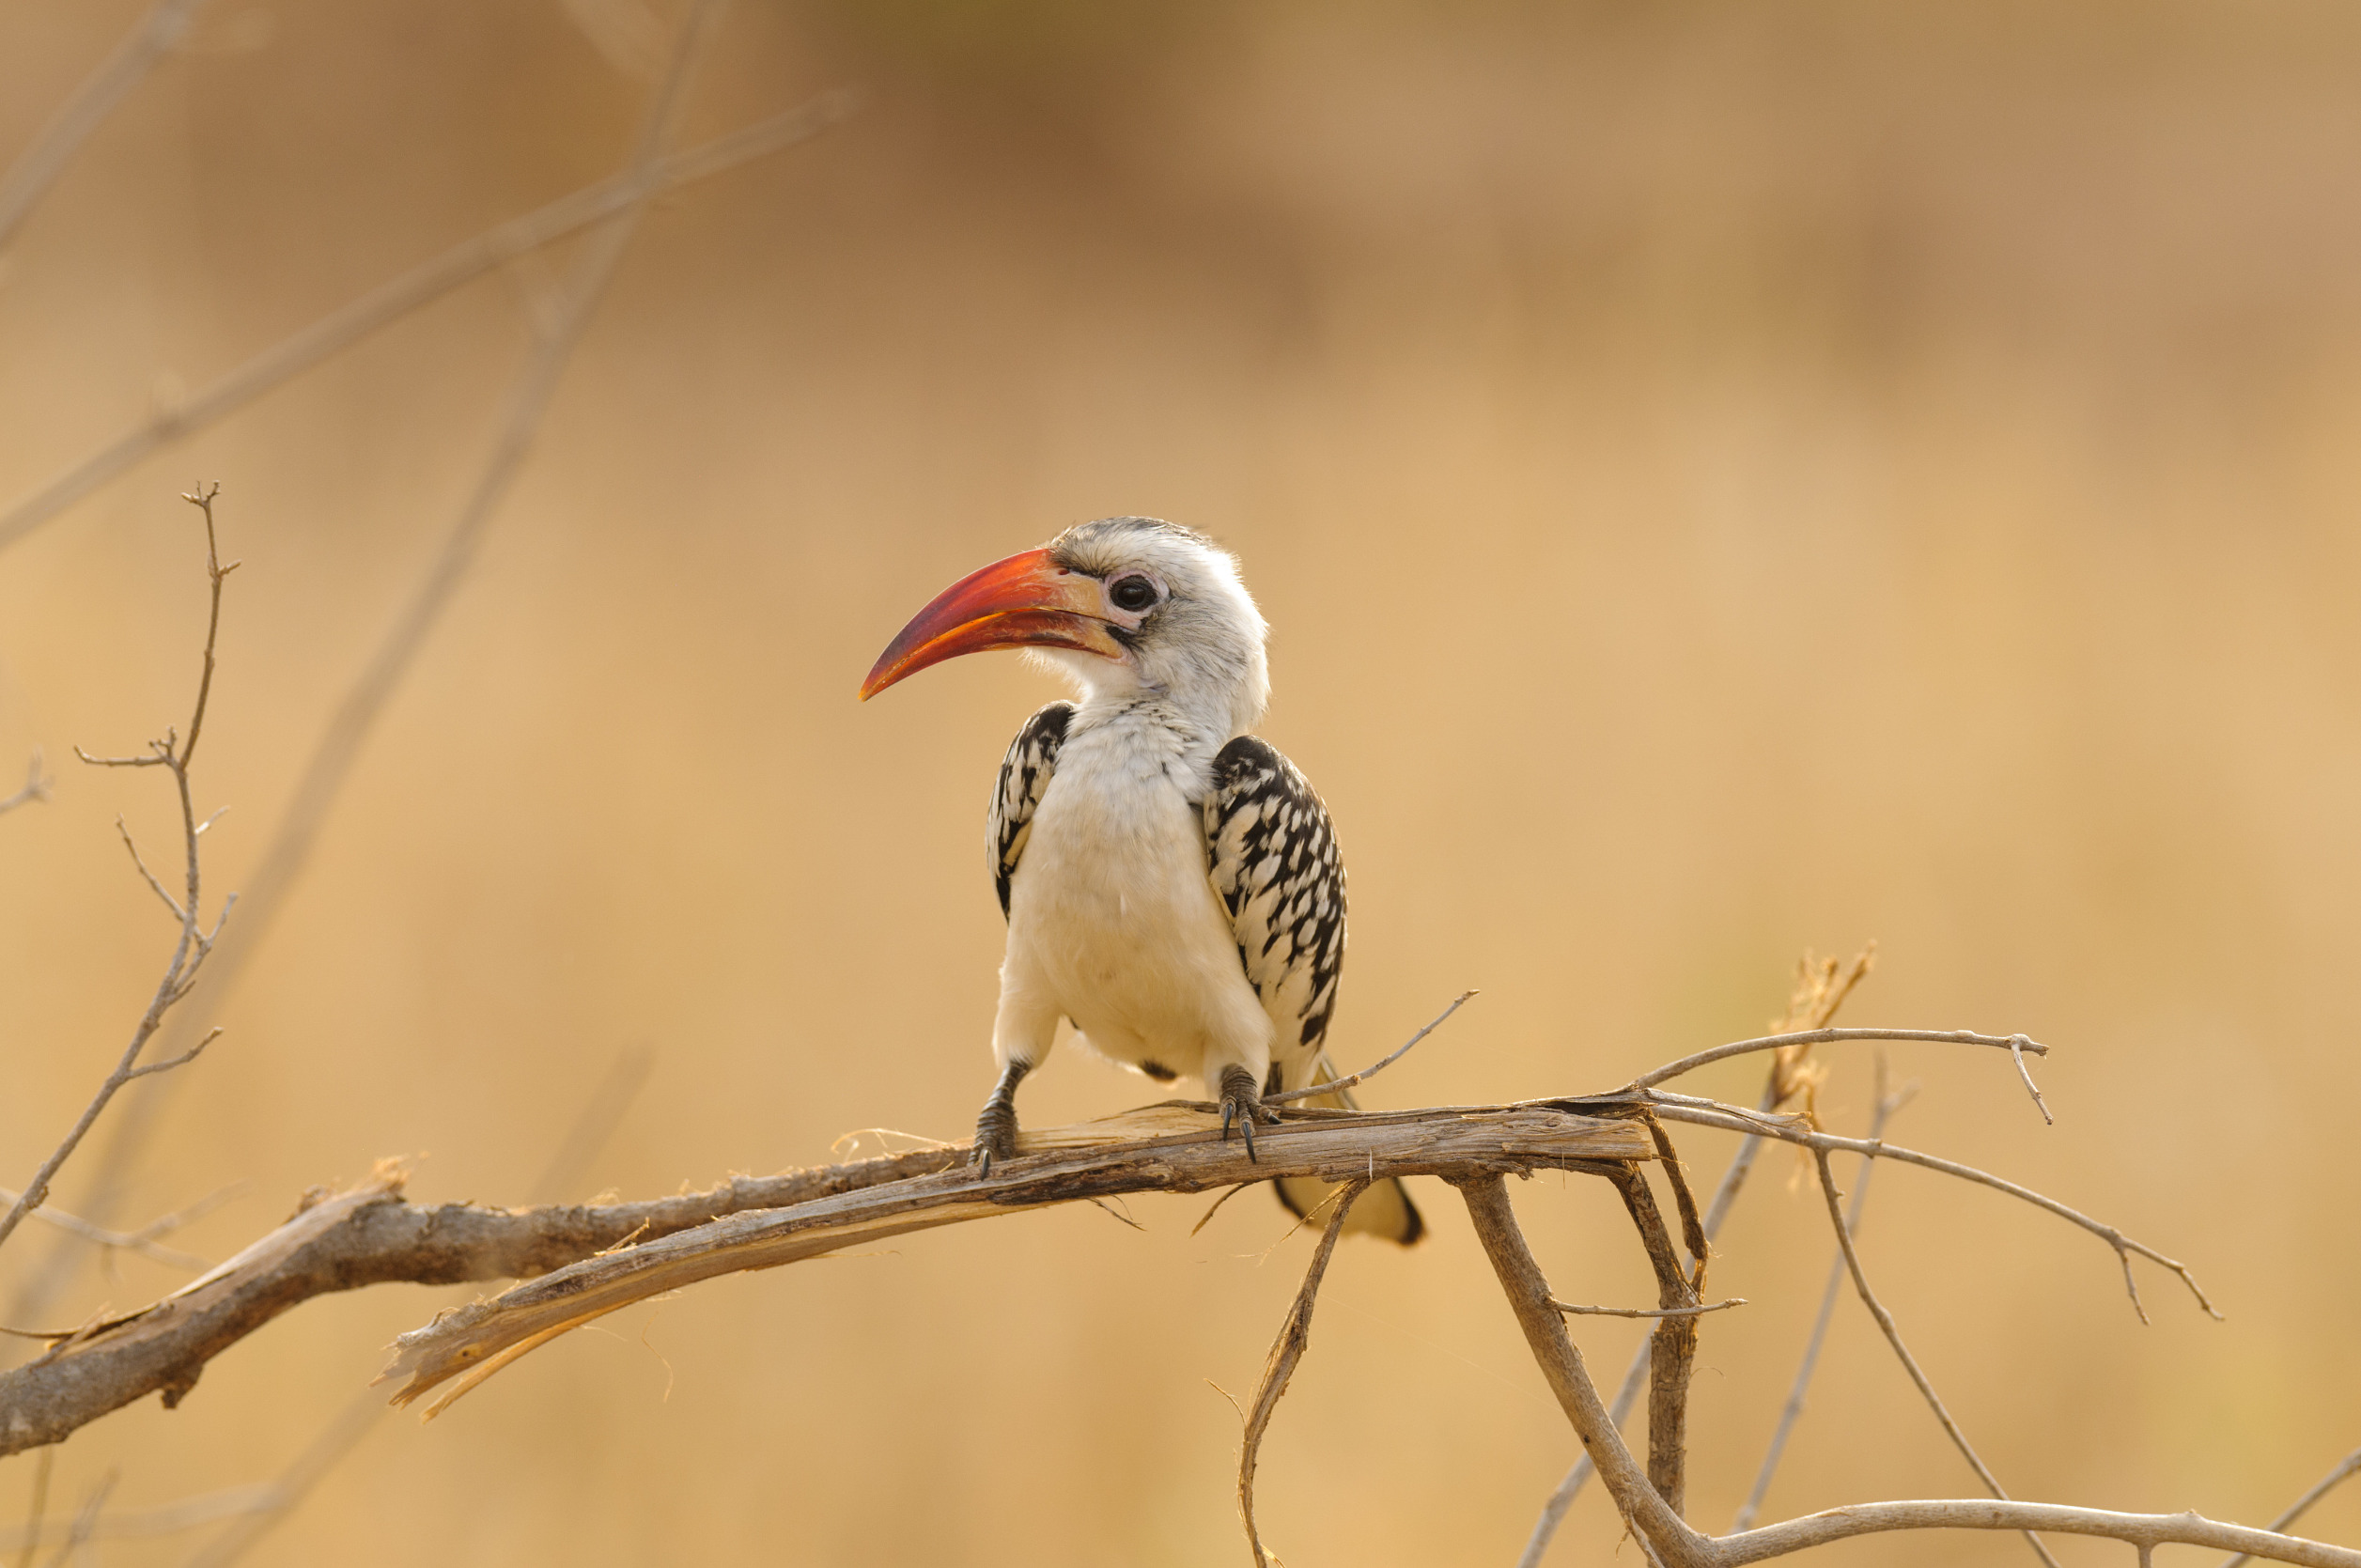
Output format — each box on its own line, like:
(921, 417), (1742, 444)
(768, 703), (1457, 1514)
(1217, 1065), (1274, 1165)
(974, 1098), (1019, 1177)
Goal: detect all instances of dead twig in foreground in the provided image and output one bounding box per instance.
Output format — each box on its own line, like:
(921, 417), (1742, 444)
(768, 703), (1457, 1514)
(1237, 1180), (1365, 1567)
(0, 491), (237, 1258)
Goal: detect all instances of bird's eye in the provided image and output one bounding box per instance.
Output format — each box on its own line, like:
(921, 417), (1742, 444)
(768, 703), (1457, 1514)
(1108, 576), (1158, 613)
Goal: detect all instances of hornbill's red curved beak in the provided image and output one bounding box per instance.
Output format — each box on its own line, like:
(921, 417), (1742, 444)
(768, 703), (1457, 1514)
(859, 547), (1125, 700)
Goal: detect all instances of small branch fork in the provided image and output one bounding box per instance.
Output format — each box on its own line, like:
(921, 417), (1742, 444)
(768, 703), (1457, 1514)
(0, 490), (238, 1257)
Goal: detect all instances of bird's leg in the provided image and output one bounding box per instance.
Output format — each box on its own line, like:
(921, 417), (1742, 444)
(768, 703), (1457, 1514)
(1216, 1063), (1277, 1164)
(973, 1060), (1031, 1175)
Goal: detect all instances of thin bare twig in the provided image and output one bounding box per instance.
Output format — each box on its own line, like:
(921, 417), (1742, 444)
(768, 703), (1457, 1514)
(1238, 1180), (1365, 1567)
(1810, 1145), (2059, 1568)
(0, 492), (236, 1258)
(1642, 1097), (2218, 1321)
(0, 92), (858, 553)
(1263, 991), (1477, 1104)
(1623, 1027), (2045, 1094)
(2011, 1034), (2055, 1125)
(1732, 1059), (1915, 1531)
(0, 0), (208, 254)
(2224, 1446), (2361, 1568)
(1551, 1297), (1744, 1320)
(0, 753), (50, 816)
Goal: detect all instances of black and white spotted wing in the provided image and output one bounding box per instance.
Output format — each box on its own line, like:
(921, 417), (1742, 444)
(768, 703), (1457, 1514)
(1202, 737), (1348, 1081)
(988, 701), (1075, 919)
(1204, 737), (1420, 1244)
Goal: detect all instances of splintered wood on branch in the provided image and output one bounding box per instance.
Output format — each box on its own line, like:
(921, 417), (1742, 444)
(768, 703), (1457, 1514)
(0, 1101), (1650, 1453)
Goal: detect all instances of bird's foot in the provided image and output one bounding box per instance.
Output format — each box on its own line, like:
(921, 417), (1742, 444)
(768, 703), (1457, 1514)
(1217, 1064), (1277, 1164)
(973, 1094), (1019, 1177)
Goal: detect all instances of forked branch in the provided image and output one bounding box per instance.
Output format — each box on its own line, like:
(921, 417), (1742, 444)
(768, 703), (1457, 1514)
(0, 491), (238, 1257)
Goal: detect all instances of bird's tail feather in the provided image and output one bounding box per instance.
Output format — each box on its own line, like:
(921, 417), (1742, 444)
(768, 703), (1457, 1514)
(1272, 1057), (1423, 1246)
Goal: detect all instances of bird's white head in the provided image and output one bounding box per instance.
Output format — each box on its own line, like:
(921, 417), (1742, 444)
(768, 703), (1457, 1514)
(859, 517), (1270, 738)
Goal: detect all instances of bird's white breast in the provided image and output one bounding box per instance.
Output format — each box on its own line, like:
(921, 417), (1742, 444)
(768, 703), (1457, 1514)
(1001, 712), (1272, 1081)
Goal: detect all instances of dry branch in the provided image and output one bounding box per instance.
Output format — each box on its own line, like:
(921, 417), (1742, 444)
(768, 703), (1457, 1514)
(1603, 1162), (1704, 1515)
(0, 492), (237, 1259)
(380, 1103), (1645, 1415)
(1625, 1027), (2044, 1094)
(1237, 1180), (1365, 1567)
(1456, 1173), (1713, 1568)
(0, 1103), (1650, 1453)
(1263, 990), (1475, 1104)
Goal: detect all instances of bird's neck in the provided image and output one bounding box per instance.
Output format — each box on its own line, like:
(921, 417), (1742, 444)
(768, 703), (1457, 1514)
(1031, 647), (1262, 782)
(1068, 688), (1235, 788)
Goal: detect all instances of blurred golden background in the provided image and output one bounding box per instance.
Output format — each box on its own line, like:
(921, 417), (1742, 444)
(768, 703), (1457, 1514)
(4, 1), (2359, 1563)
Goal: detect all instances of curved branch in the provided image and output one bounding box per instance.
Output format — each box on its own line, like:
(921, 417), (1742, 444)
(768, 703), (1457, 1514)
(1624, 1029), (2045, 1094)
(1238, 1180), (1364, 1566)
(0, 1103), (1650, 1453)
(381, 1105), (1644, 1415)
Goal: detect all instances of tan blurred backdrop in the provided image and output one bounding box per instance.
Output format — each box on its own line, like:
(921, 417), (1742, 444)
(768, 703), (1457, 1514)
(4, 1), (2360, 1563)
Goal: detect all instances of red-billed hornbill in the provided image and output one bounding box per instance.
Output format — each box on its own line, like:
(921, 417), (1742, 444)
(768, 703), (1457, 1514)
(859, 517), (1421, 1245)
